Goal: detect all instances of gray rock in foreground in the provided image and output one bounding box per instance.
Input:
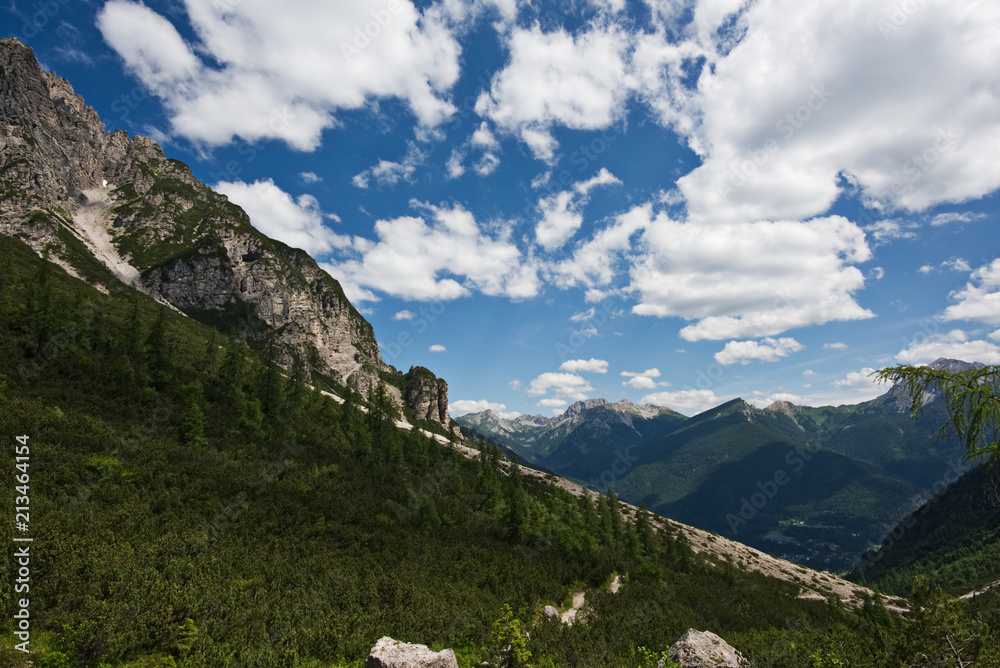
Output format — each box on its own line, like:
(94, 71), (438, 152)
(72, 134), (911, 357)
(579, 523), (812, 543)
(665, 629), (745, 668)
(366, 636), (458, 668)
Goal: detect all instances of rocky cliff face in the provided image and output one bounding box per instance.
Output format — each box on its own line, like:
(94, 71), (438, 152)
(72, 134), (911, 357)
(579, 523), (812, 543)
(403, 366), (449, 424)
(0, 38), (449, 421)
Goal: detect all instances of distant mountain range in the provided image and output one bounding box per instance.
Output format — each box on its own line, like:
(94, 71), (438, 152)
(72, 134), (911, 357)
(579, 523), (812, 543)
(456, 358), (980, 572)
(455, 398), (686, 481)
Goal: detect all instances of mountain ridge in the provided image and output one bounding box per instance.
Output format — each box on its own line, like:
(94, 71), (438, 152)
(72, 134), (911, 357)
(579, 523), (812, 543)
(458, 361), (977, 571)
(0, 37), (451, 423)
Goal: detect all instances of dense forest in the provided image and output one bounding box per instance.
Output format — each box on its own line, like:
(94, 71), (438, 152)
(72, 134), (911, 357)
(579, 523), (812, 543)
(851, 464), (1000, 598)
(1, 234), (999, 666)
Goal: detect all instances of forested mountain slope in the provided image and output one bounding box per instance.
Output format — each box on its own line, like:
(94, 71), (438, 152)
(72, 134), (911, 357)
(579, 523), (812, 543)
(850, 464), (1000, 597)
(0, 37), (450, 425)
(0, 231), (956, 667)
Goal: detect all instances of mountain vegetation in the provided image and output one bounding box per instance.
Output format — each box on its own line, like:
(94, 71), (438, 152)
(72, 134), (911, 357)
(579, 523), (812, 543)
(1, 36), (999, 667)
(850, 463), (1000, 597)
(461, 375), (972, 573)
(849, 363), (1000, 597)
(3, 231), (994, 667)
(4, 227), (1000, 666)
(0, 36), (448, 426)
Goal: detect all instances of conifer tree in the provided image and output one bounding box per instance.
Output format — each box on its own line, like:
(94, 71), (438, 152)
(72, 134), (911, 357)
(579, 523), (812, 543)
(875, 363), (1000, 501)
(490, 604), (533, 668)
(875, 364), (999, 466)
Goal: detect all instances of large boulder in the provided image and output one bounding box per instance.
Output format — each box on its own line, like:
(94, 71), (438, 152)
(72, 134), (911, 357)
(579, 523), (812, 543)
(666, 629), (745, 668)
(366, 636), (458, 668)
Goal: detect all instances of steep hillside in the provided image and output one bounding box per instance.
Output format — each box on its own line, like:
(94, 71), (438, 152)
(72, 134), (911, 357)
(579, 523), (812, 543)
(0, 230), (934, 668)
(850, 464), (1000, 597)
(612, 400), (918, 572)
(0, 37), (450, 419)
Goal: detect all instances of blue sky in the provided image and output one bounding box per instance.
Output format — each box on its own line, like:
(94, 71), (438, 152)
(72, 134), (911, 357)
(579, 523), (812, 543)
(6, 0), (1000, 417)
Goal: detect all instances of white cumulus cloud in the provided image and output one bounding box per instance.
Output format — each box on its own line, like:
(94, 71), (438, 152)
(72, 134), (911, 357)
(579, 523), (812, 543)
(639, 0), (1000, 223)
(98, 0), (461, 150)
(641, 389), (722, 415)
(559, 358), (609, 373)
(942, 260), (1000, 325)
(323, 201), (535, 303)
(896, 329), (1000, 365)
(864, 219), (917, 246)
(214, 178), (349, 255)
(352, 143), (425, 189)
(628, 210), (873, 340)
(525, 372), (594, 401)
(535, 168), (621, 250)
(621, 368), (664, 389)
(449, 399), (519, 419)
(833, 367), (879, 391)
(931, 212), (986, 227)
(714, 337), (805, 365)
(476, 24), (632, 161)
(537, 398), (568, 408)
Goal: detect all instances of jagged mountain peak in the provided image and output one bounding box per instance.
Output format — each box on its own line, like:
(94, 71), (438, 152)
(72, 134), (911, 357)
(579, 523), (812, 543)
(864, 358), (985, 415)
(511, 415), (547, 428)
(927, 357), (985, 372)
(0, 38), (452, 423)
(607, 398), (683, 419)
(764, 399), (801, 415)
(563, 397), (608, 417)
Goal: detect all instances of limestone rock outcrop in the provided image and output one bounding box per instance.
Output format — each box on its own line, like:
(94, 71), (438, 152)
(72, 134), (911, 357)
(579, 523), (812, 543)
(0, 37), (452, 414)
(366, 636), (458, 668)
(665, 629), (745, 668)
(404, 366), (449, 424)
